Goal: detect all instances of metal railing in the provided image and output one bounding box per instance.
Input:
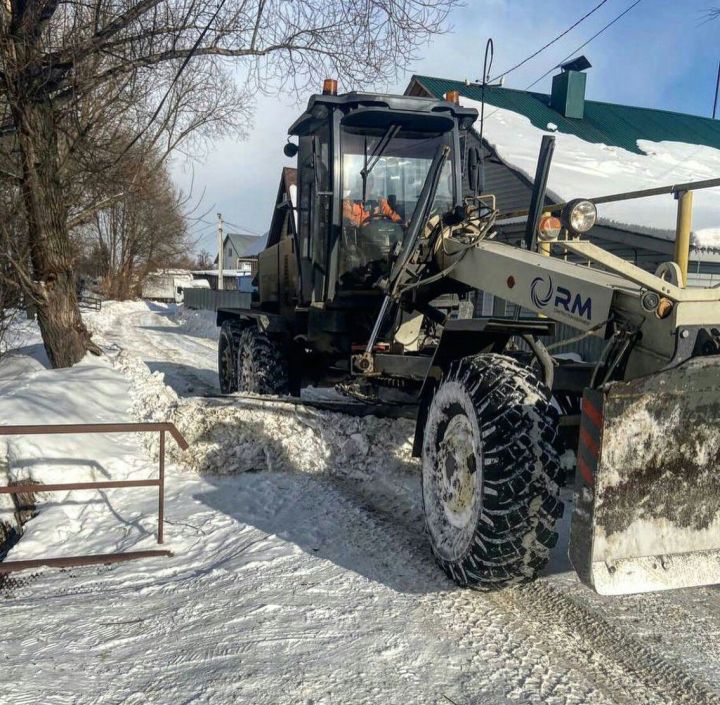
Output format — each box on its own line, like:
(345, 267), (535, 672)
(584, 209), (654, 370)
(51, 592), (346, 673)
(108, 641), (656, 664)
(0, 422), (188, 573)
(78, 291), (103, 311)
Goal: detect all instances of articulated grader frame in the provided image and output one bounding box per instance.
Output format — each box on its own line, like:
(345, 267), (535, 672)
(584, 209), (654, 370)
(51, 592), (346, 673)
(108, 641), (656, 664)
(218, 87), (720, 595)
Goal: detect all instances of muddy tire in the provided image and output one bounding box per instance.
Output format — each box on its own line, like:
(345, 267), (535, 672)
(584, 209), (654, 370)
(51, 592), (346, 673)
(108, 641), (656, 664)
(218, 321), (241, 394)
(237, 327), (289, 395)
(421, 353), (562, 590)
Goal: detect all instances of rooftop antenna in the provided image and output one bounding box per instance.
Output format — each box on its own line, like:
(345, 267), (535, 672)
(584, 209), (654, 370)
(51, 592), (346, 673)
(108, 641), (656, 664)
(478, 38), (494, 193)
(713, 60), (720, 119)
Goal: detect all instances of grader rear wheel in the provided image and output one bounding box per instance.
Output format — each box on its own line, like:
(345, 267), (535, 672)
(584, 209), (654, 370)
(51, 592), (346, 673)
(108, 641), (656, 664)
(237, 328), (289, 395)
(218, 322), (240, 394)
(422, 353), (563, 590)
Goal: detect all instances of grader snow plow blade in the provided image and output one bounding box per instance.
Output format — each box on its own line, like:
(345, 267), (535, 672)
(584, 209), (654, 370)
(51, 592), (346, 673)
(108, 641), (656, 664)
(569, 356), (720, 595)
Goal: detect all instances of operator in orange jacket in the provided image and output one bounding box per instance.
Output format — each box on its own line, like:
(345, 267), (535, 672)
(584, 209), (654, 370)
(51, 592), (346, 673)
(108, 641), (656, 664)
(342, 173), (402, 227)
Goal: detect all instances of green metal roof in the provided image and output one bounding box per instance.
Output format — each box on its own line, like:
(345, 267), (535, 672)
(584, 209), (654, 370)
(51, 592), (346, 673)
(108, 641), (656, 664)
(410, 75), (720, 156)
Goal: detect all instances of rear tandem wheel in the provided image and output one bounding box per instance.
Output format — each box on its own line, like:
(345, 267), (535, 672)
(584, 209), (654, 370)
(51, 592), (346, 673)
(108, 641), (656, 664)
(218, 321), (240, 394)
(236, 327), (289, 395)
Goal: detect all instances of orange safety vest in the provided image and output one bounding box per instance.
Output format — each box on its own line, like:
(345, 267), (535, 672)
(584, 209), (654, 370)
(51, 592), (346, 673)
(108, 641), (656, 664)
(343, 198), (402, 227)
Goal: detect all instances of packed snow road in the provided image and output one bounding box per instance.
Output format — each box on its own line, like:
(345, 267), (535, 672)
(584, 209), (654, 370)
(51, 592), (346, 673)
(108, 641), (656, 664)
(90, 300), (221, 396)
(1, 300), (719, 705)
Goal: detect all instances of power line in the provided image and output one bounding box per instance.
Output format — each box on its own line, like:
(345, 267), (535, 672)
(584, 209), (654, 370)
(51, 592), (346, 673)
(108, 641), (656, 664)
(525, 0), (645, 91)
(223, 220), (262, 235)
(489, 0), (610, 83)
(192, 217), (261, 235)
(480, 0), (644, 124)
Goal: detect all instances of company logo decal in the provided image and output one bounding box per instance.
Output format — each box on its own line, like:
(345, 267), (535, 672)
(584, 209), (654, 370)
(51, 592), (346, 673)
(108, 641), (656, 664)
(531, 276), (554, 308)
(530, 275), (593, 321)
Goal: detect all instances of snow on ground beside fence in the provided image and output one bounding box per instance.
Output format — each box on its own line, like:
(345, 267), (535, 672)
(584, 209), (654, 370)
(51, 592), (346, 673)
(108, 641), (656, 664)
(0, 352), (166, 560)
(0, 305), (418, 566)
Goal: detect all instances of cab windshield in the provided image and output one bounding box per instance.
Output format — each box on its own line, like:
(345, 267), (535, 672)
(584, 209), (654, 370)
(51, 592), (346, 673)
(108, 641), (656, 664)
(338, 126), (454, 290)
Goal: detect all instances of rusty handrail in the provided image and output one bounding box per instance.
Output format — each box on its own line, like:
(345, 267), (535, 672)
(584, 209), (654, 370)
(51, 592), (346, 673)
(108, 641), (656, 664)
(0, 479), (160, 493)
(0, 421), (188, 574)
(0, 422), (189, 450)
(0, 550), (173, 572)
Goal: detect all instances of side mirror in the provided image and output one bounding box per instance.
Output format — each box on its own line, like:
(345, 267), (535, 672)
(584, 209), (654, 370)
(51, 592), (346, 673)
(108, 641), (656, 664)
(283, 142), (299, 158)
(467, 146), (483, 195)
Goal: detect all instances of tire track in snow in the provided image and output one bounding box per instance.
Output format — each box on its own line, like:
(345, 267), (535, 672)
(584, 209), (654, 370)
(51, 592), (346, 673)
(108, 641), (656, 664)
(312, 466), (720, 705)
(493, 581), (720, 705)
(88, 302), (220, 396)
(374, 501), (717, 704)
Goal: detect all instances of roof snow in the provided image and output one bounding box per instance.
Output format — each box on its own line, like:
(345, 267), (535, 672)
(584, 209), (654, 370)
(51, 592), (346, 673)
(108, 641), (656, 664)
(462, 98), (720, 253)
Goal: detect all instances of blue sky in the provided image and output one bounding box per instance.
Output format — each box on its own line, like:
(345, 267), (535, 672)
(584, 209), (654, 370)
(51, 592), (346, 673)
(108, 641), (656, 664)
(175, 0), (720, 253)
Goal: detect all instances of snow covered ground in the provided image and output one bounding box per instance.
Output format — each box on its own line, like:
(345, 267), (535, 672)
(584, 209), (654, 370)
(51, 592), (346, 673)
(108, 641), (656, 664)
(1, 300), (720, 705)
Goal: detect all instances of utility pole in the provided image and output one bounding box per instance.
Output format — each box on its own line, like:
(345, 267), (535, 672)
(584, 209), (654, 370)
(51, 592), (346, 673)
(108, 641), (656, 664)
(217, 212), (224, 291)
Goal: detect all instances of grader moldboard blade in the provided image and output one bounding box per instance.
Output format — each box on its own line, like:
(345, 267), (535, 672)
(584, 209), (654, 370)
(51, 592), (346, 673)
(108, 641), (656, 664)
(569, 356), (720, 595)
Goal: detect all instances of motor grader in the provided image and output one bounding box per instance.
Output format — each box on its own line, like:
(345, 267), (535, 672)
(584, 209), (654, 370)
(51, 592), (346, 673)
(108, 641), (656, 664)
(216, 83), (720, 595)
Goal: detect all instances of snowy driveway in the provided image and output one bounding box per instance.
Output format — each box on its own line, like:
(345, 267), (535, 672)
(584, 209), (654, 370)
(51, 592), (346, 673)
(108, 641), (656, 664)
(1, 301), (719, 705)
(90, 300), (221, 396)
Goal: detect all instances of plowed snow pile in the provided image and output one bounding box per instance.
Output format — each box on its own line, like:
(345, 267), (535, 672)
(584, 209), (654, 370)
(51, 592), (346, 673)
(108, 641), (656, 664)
(114, 350), (417, 478)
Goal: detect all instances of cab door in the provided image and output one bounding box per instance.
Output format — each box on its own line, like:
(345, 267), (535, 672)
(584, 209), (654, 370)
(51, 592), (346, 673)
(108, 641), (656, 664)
(297, 120), (333, 304)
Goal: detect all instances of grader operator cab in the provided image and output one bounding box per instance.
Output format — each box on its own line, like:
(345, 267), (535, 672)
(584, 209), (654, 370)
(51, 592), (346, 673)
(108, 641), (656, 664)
(247, 88), (476, 362)
(217, 85), (720, 596)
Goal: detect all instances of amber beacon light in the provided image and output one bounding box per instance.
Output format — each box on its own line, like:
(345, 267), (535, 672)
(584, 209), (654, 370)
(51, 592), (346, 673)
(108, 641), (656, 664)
(322, 78), (338, 95)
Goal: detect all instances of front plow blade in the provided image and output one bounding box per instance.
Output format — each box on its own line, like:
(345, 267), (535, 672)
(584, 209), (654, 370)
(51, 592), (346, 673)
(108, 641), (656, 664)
(569, 356), (720, 595)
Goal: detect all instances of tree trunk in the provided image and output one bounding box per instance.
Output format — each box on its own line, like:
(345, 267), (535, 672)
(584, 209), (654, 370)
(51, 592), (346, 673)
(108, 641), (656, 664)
(11, 95), (93, 368)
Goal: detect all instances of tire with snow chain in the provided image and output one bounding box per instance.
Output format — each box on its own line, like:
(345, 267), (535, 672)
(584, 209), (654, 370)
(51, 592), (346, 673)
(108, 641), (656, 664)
(237, 327), (289, 395)
(421, 353), (562, 590)
(218, 321), (241, 394)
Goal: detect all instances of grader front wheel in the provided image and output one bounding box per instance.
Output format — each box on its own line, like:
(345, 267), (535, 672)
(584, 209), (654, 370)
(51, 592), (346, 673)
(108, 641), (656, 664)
(421, 353), (563, 590)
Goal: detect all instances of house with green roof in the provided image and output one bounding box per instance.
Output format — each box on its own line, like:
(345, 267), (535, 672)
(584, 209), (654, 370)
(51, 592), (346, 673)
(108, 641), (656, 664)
(406, 68), (720, 289)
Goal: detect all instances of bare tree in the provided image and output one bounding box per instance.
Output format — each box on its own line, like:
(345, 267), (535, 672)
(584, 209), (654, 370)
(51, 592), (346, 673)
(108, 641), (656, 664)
(195, 249), (212, 269)
(0, 0), (458, 367)
(77, 151), (188, 299)
(0, 198), (25, 359)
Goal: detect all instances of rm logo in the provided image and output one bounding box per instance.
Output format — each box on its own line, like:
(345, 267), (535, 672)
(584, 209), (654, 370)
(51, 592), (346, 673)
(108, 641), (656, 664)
(530, 276), (592, 321)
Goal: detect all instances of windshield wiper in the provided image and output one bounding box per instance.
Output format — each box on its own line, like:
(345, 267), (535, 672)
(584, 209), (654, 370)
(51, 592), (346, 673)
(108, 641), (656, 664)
(361, 124), (400, 200)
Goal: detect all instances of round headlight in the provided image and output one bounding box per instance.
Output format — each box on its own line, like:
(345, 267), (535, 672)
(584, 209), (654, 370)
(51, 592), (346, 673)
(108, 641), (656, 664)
(561, 199), (597, 234)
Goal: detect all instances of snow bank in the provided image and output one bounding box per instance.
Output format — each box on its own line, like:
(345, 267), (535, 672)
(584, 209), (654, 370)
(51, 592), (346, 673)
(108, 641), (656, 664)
(115, 350), (417, 479)
(84, 300), (416, 480)
(462, 99), (720, 252)
(175, 305), (219, 340)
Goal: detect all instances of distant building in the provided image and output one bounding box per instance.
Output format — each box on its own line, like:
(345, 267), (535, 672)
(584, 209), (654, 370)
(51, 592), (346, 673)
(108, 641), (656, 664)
(215, 233), (266, 270)
(193, 269), (256, 291)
